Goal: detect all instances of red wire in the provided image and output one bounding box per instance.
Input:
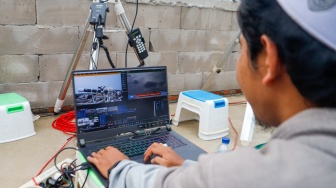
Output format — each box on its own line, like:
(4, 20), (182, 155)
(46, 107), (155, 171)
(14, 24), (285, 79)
(229, 101), (247, 105)
(52, 110), (76, 135)
(32, 135), (75, 185)
(228, 118), (238, 150)
(32, 177), (39, 186)
(32, 112), (77, 185)
(228, 100), (246, 150)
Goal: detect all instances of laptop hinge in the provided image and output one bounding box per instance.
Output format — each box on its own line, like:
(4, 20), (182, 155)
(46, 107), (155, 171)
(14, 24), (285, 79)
(84, 133), (132, 146)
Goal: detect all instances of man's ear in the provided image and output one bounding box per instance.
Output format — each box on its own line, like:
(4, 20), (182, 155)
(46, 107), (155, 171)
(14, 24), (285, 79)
(260, 35), (284, 85)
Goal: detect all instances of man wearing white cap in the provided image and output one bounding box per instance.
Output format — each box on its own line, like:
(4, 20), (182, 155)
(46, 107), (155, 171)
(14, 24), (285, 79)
(87, 0), (336, 187)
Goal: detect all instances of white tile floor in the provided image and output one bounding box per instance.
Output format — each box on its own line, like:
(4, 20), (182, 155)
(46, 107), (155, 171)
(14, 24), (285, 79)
(0, 95), (272, 187)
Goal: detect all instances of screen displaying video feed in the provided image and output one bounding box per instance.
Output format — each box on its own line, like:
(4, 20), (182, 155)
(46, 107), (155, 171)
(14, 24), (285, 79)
(127, 70), (168, 100)
(74, 72), (124, 105)
(73, 68), (170, 134)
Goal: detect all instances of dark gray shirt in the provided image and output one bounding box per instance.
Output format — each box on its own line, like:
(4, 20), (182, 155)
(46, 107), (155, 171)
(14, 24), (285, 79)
(109, 108), (336, 188)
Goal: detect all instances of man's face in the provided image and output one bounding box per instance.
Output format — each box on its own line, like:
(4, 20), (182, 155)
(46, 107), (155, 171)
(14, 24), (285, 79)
(236, 35), (255, 99)
(236, 35), (274, 126)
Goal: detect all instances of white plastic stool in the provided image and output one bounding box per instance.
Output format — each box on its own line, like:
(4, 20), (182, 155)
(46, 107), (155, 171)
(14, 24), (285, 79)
(172, 90), (229, 140)
(0, 93), (36, 143)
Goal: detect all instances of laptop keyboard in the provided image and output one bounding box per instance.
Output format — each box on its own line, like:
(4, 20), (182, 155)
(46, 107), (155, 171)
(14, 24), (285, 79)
(91, 134), (186, 157)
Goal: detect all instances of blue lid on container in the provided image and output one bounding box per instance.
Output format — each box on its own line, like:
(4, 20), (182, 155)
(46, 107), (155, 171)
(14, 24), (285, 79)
(222, 137), (230, 144)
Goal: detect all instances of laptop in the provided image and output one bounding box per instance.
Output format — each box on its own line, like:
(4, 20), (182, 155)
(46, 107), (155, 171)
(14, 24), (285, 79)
(72, 66), (206, 187)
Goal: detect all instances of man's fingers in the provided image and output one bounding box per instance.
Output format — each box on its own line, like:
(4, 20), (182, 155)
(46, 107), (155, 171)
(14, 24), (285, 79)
(105, 146), (114, 150)
(144, 148), (155, 161)
(97, 148), (107, 155)
(144, 142), (159, 161)
(151, 156), (167, 166)
(87, 156), (98, 165)
(144, 143), (167, 161)
(91, 152), (99, 157)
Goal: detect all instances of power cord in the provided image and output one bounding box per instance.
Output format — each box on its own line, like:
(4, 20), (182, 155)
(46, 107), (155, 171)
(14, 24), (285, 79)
(34, 136), (76, 177)
(228, 100), (247, 150)
(52, 111), (76, 135)
(53, 147), (90, 188)
(228, 118), (238, 150)
(125, 0), (139, 67)
(32, 135), (76, 187)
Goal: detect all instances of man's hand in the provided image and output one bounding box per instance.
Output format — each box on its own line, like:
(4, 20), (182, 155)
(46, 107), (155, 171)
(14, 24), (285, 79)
(87, 146), (129, 178)
(143, 142), (185, 167)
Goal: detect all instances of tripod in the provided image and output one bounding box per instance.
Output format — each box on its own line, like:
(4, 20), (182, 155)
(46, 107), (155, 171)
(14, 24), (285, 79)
(54, 0), (148, 113)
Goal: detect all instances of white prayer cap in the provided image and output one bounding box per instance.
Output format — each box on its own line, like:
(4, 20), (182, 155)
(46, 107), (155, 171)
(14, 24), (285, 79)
(276, 0), (336, 52)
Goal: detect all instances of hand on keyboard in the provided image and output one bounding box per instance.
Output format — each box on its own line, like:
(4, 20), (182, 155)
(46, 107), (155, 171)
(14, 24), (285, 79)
(143, 142), (185, 167)
(87, 146), (129, 178)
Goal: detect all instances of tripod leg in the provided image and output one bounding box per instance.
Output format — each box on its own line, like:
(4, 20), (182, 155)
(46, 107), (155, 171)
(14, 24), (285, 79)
(202, 30), (241, 91)
(89, 33), (100, 70)
(54, 15), (91, 114)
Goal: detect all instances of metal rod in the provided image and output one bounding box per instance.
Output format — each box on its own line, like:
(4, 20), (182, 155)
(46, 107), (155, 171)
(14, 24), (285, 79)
(202, 30), (241, 91)
(54, 15), (91, 113)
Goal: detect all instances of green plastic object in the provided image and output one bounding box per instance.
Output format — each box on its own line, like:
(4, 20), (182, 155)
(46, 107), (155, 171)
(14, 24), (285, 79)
(0, 93), (27, 114)
(7, 105), (24, 114)
(0, 93), (27, 106)
(255, 143), (267, 150)
(78, 152), (105, 187)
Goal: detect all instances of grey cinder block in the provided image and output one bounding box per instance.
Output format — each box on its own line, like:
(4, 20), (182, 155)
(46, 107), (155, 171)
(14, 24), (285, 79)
(0, 26), (79, 55)
(0, 55), (39, 84)
(168, 73), (203, 95)
(150, 29), (206, 52)
(118, 4), (181, 29)
(181, 7), (232, 31)
(0, 0), (36, 25)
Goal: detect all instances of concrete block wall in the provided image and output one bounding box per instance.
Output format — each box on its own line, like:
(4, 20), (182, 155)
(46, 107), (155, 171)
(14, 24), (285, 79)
(0, 0), (241, 110)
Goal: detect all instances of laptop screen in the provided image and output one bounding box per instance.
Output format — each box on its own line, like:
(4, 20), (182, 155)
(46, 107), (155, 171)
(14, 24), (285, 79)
(72, 66), (170, 137)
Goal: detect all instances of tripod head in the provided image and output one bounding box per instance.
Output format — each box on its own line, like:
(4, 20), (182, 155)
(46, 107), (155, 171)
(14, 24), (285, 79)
(89, 0), (110, 27)
(89, 0), (116, 69)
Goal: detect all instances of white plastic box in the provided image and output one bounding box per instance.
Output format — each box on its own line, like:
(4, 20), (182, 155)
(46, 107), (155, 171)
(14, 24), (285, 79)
(172, 90), (229, 140)
(0, 93), (36, 143)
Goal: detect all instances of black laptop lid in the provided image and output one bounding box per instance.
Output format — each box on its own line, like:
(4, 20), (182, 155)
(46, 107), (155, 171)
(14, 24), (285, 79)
(72, 66), (170, 142)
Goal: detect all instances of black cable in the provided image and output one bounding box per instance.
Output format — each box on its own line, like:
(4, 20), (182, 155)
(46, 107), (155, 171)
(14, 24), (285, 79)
(65, 158), (78, 188)
(101, 44), (116, 68)
(53, 147), (90, 188)
(53, 147), (78, 188)
(125, 0), (139, 67)
(131, 0), (139, 31)
(125, 41), (129, 68)
(98, 14), (102, 27)
(82, 169), (89, 188)
(95, 14), (116, 69)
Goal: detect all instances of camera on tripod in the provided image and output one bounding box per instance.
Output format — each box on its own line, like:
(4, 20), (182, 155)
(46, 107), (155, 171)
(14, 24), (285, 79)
(89, 0), (109, 26)
(54, 0), (150, 113)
